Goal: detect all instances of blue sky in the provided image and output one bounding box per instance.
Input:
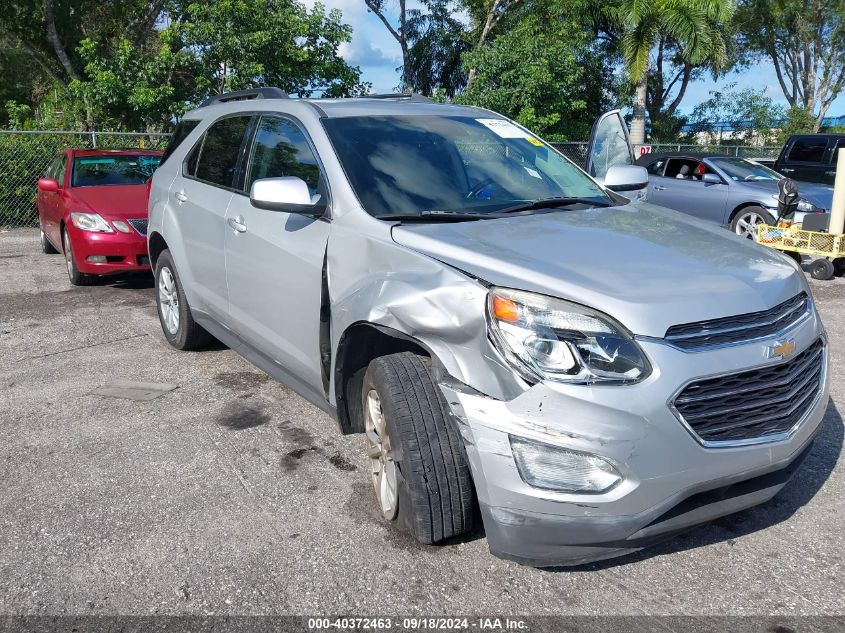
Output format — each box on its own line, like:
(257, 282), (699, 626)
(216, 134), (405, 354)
(310, 0), (845, 122)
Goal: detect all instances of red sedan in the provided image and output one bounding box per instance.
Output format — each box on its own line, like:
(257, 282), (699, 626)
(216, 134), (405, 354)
(36, 149), (161, 285)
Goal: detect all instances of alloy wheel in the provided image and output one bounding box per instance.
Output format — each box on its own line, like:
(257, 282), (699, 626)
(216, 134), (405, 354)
(734, 211), (765, 240)
(158, 267), (180, 335)
(63, 231), (73, 276)
(364, 388), (398, 520)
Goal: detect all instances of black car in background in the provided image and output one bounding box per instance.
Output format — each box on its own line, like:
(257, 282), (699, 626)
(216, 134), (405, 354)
(774, 134), (845, 185)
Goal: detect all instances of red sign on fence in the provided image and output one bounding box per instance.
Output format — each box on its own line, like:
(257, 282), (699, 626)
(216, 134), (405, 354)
(638, 145), (652, 156)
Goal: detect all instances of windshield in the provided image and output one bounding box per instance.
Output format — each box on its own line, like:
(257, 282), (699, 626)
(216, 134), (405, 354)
(709, 157), (782, 182)
(72, 154), (161, 187)
(322, 115), (611, 217)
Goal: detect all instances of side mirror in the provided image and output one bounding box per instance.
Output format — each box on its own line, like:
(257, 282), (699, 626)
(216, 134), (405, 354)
(38, 178), (59, 192)
(249, 177), (322, 215)
(703, 173), (722, 185)
(604, 164), (648, 192)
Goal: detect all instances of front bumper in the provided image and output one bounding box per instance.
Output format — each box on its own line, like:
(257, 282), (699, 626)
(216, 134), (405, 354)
(440, 314), (829, 567)
(67, 223), (151, 275)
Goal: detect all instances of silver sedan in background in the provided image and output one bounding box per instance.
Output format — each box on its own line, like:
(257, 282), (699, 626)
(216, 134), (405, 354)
(635, 153), (834, 239)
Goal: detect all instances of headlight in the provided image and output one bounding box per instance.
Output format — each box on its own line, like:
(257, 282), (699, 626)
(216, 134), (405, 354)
(487, 288), (650, 384)
(510, 436), (622, 493)
(112, 220), (132, 233)
(797, 199), (817, 213)
(70, 212), (114, 233)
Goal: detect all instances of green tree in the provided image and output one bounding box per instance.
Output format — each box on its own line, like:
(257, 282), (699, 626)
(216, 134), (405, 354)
(406, 0), (469, 97)
(688, 84), (785, 144)
(170, 0), (364, 98)
(457, 0), (616, 140)
(601, 0), (733, 146)
(735, 0), (845, 131)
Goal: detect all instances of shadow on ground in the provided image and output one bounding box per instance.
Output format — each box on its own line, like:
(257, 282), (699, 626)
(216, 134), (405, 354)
(559, 400), (843, 572)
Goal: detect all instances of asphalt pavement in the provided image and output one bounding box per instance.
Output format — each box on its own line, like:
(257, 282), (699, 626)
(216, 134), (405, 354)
(1, 228), (843, 618)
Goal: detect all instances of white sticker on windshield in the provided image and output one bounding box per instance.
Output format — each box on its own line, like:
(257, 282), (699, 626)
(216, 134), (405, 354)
(476, 118), (527, 138)
(524, 167), (542, 179)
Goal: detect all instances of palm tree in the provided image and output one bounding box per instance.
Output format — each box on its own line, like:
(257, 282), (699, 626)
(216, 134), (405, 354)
(604, 0), (733, 146)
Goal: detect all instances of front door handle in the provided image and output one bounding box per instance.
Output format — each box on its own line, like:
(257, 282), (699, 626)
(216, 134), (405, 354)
(825, 170), (836, 176)
(174, 191), (188, 203)
(780, 168), (795, 173)
(653, 185), (666, 191)
(227, 216), (247, 233)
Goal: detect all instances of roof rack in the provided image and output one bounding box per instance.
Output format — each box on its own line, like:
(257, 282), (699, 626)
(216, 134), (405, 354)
(362, 93), (432, 102)
(198, 87), (289, 108)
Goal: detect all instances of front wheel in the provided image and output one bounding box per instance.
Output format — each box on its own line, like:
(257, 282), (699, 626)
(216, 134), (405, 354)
(154, 249), (212, 350)
(62, 228), (96, 286)
(362, 352), (475, 544)
(731, 206), (775, 241)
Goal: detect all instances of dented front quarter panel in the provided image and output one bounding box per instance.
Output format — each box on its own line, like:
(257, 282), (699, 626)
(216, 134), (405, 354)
(326, 211), (526, 405)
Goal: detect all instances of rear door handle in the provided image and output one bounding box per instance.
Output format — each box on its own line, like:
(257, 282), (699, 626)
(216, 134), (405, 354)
(653, 185), (666, 191)
(780, 168), (795, 173)
(227, 216), (247, 233)
(825, 170), (836, 175)
(174, 191), (188, 203)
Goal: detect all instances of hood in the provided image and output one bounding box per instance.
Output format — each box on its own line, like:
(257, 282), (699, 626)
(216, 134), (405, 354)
(796, 181), (834, 210)
(69, 185), (149, 219)
(740, 180), (833, 211)
(391, 203), (805, 338)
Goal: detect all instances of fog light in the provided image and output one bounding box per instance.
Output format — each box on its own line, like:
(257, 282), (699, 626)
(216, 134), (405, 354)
(112, 220), (132, 233)
(87, 255), (107, 263)
(509, 436), (622, 493)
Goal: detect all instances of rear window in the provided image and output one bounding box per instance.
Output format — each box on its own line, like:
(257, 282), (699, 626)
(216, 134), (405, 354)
(71, 155), (161, 187)
(787, 138), (828, 163)
(159, 120), (200, 166)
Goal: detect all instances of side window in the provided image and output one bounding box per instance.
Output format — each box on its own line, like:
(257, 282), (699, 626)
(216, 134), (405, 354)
(160, 119), (200, 166)
(787, 137), (828, 163)
(194, 115), (253, 188)
(245, 116), (323, 198)
(184, 140), (202, 177)
(45, 156), (60, 179)
(664, 158), (701, 180)
(55, 155), (67, 186)
(645, 158), (666, 176)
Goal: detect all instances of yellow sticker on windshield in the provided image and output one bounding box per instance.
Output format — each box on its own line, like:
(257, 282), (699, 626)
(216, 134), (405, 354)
(525, 137), (543, 146)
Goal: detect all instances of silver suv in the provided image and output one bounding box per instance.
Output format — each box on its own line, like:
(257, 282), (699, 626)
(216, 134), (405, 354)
(148, 89), (829, 566)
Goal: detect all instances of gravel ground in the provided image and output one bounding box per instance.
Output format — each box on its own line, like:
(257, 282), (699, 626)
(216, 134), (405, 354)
(1, 228), (843, 619)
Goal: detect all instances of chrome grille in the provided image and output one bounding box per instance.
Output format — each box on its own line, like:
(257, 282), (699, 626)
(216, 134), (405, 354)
(664, 293), (809, 350)
(672, 339), (825, 445)
(127, 218), (148, 236)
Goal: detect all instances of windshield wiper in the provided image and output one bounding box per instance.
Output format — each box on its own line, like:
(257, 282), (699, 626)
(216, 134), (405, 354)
(495, 196), (613, 215)
(375, 210), (493, 222)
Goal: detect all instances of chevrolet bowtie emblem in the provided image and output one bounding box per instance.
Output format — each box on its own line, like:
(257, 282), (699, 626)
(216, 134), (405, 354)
(768, 339), (797, 360)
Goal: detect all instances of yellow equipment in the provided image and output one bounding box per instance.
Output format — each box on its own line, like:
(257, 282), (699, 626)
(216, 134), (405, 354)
(757, 224), (845, 280)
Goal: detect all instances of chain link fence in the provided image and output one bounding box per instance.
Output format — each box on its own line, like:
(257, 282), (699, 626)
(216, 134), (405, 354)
(550, 142), (781, 169)
(0, 130), (782, 228)
(0, 131), (170, 228)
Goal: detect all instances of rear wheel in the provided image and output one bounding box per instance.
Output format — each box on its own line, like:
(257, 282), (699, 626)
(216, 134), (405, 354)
(155, 249), (212, 350)
(731, 206), (775, 241)
(362, 352), (474, 544)
(810, 258), (835, 281)
(62, 228), (97, 286)
(40, 226), (58, 254)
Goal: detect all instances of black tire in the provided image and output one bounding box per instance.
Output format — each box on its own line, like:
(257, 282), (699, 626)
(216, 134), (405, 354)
(62, 228), (97, 286)
(730, 206), (775, 241)
(40, 226), (59, 254)
(810, 257), (835, 281)
(154, 249), (212, 350)
(362, 352), (474, 544)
